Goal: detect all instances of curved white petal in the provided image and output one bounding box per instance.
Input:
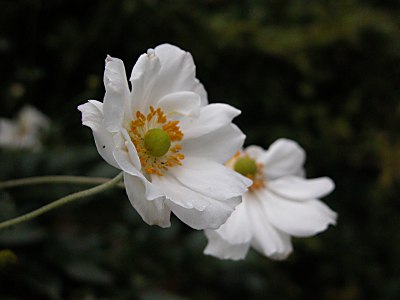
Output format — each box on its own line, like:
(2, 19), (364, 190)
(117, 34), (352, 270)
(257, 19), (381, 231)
(260, 138), (306, 179)
(113, 148), (164, 201)
(268, 176), (335, 201)
(258, 189), (337, 238)
(152, 174), (211, 211)
(124, 173), (170, 228)
(129, 49), (162, 115)
(215, 201), (252, 244)
(153, 44), (208, 106)
(169, 156), (252, 200)
(244, 145), (265, 161)
(158, 91), (201, 118)
(103, 56), (130, 132)
(204, 230), (250, 260)
(181, 103), (241, 139)
(247, 194), (293, 260)
(119, 129), (141, 169)
(78, 100), (119, 169)
(166, 196), (241, 230)
(181, 124), (245, 163)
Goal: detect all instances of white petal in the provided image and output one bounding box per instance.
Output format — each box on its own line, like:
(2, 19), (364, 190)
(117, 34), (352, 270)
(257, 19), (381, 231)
(103, 55), (130, 132)
(166, 196), (241, 230)
(129, 49), (162, 114)
(268, 176), (335, 201)
(204, 230), (250, 260)
(158, 91), (201, 118)
(169, 156), (252, 200)
(181, 124), (245, 163)
(258, 189), (337, 237)
(113, 149), (164, 201)
(78, 100), (119, 169)
(215, 201), (252, 244)
(124, 173), (170, 228)
(120, 129), (141, 170)
(261, 138), (306, 179)
(181, 103), (241, 139)
(153, 44), (208, 106)
(152, 174), (211, 211)
(247, 194), (293, 260)
(244, 145), (265, 161)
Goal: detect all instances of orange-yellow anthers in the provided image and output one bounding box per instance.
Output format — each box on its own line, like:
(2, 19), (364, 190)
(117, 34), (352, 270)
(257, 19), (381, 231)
(128, 106), (184, 176)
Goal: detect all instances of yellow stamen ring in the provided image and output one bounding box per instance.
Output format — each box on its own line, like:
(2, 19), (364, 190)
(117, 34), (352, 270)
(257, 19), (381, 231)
(129, 106), (184, 176)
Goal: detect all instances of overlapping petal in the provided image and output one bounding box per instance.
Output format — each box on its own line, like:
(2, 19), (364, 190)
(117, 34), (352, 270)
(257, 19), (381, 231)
(181, 124), (245, 163)
(166, 196), (241, 230)
(181, 103), (241, 139)
(204, 230), (250, 260)
(258, 189), (337, 237)
(247, 194), (293, 260)
(260, 138), (305, 179)
(215, 201), (252, 244)
(268, 176), (335, 201)
(124, 173), (170, 228)
(169, 157), (252, 200)
(103, 56), (130, 132)
(78, 100), (119, 168)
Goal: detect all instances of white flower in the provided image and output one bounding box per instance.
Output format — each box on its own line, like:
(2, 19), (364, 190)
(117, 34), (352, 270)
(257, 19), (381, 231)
(78, 44), (251, 229)
(204, 139), (337, 260)
(0, 105), (49, 150)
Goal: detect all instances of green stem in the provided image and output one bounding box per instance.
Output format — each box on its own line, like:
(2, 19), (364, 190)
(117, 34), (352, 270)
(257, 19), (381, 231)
(0, 172), (124, 230)
(0, 175), (124, 189)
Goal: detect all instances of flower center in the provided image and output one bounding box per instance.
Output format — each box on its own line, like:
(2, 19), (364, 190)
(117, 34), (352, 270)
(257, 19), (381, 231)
(234, 156), (258, 177)
(129, 106), (184, 176)
(144, 128), (171, 157)
(229, 152), (265, 192)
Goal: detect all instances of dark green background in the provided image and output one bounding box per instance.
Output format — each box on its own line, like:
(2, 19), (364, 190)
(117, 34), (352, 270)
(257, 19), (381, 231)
(1, 0), (399, 299)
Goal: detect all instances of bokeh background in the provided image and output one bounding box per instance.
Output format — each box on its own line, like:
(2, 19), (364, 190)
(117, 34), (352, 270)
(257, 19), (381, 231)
(1, 0), (400, 299)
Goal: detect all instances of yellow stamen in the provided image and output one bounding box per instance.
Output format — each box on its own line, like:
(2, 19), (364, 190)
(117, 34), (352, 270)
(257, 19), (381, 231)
(129, 106), (184, 176)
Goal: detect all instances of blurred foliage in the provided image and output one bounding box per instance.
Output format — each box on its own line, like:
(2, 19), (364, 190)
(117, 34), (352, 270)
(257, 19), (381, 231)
(0, 0), (400, 299)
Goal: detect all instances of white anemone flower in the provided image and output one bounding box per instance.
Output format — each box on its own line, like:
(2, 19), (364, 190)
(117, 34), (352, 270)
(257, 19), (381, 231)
(204, 139), (337, 260)
(78, 44), (251, 230)
(0, 105), (49, 150)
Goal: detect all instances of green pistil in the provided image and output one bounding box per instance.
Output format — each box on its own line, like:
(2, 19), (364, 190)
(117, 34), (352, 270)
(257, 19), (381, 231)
(144, 128), (171, 157)
(234, 156), (258, 177)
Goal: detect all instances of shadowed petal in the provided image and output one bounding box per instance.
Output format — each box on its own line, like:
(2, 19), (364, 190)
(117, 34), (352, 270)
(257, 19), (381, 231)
(169, 156), (252, 200)
(182, 124), (245, 163)
(247, 194), (293, 260)
(103, 56), (130, 132)
(204, 230), (250, 260)
(268, 176), (335, 201)
(215, 201), (252, 244)
(260, 138), (305, 179)
(258, 189), (337, 237)
(78, 100), (119, 168)
(181, 104), (241, 139)
(124, 173), (170, 228)
(166, 196), (241, 230)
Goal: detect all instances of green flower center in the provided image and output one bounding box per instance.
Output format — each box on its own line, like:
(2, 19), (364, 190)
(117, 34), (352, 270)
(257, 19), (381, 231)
(234, 156), (258, 177)
(144, 128), (171, 157)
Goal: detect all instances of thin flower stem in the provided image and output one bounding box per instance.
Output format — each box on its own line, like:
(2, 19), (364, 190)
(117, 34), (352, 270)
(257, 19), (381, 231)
(0, 175), (125, 189)
(0, 172), (124, 230)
